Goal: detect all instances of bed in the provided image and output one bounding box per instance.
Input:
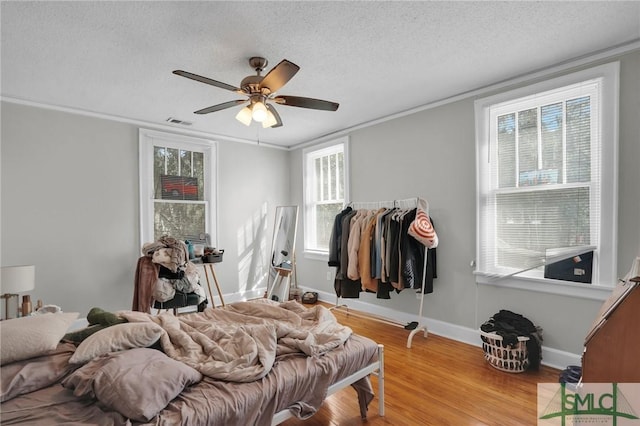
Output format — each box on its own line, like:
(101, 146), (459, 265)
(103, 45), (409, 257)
(0, 299), (384, 425)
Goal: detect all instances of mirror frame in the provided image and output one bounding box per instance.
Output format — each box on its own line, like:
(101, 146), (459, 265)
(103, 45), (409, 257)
(267, 205), (299, 293)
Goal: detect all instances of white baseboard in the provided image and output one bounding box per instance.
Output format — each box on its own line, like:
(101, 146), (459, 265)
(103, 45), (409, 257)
(303, 288), (580, 371)
(221, 288), (266, 304)
(540, 347), (582, 370)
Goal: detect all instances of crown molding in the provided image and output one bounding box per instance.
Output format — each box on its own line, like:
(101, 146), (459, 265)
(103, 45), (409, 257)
(3, 39), (638, 152)
(0, 96), (288, 151)
(291, 38), (640, 151)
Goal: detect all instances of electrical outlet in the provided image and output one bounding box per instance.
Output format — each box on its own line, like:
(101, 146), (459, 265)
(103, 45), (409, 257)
(326, 271), (332, 281)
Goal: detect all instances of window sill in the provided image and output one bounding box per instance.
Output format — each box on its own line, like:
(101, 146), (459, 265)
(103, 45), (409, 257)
(475, 272), (613, 301)
(303, 250), (329, 262)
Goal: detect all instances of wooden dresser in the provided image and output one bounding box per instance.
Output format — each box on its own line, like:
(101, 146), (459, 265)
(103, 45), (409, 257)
(581, 279), (640, 382)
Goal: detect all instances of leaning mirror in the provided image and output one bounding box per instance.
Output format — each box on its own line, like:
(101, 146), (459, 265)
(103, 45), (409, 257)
(266, 205), (298, 301)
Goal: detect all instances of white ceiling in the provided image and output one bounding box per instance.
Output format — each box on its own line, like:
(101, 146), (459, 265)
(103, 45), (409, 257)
(2, 1), (639, 148)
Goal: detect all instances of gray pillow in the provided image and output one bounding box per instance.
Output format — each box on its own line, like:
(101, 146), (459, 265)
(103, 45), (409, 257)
(62, 348), (202, 422)
(1, 342), (76, 402)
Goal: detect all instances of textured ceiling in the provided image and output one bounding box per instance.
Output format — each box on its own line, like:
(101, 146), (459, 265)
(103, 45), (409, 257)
(2, 1), (639, 148)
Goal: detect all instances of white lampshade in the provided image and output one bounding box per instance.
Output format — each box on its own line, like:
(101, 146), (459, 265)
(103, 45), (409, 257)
(1, 265), (35, 294)
(251, 101), (268, 122)
(235, 106), (252, 126)
(262, 109), (278, 128)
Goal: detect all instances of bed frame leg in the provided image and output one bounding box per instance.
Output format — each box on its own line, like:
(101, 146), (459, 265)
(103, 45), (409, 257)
(377, 344), (385, 417)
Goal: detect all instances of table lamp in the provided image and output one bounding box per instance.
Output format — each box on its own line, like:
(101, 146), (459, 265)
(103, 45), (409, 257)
(1, 265), (35, 319)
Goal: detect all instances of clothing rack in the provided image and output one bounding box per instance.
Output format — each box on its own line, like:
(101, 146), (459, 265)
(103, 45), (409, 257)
(344, 198), (419, 211)
(331, 197), (429, 348)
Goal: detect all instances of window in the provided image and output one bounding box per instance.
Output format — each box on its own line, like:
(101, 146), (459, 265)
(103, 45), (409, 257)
(139, 129), (217, 246)
(475, 63), (618, 292)
(303, 137), (349, 256)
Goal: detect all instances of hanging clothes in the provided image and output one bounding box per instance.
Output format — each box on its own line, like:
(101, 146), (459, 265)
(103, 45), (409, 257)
(336, 214), (363, 297)
(346, 210), (369, 280)
(359, 210), (383, 293)
(337, 209), (358, 280)
(387, 210), (403, 289)
(400, 210), (438, 294)
(329, 204), (437, 299)
(328, 206), (353, 267)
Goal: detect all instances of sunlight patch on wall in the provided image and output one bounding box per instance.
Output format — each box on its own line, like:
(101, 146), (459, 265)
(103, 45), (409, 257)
(236, 202), (269, 293)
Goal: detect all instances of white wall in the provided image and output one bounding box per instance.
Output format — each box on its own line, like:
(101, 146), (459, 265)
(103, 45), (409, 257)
(216, 141), (291, 299)
(291, 51), (640, 359)
(1, 103), (290, 317)
(1, 51), (637, 362)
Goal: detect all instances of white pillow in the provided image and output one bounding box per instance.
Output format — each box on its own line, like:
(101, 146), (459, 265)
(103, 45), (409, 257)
(0, 312), (79, 365)
(69, 322), (164, 364)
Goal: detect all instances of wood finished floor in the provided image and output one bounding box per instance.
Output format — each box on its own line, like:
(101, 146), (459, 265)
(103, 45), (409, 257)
(281, 303), (560, 426)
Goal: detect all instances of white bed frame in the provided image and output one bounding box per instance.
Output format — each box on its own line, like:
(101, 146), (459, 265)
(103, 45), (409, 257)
(271, 344), (385, 425)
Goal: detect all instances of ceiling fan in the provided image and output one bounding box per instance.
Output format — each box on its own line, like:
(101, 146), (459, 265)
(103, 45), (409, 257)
(173, 57), (339, 128)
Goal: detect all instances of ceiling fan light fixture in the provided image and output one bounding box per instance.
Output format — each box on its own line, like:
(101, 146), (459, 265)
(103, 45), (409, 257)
(251, 101), (268, 122)
(175, 57), (338, 130)
(235, 106), (252, 126)
(262, 109), (278, 128)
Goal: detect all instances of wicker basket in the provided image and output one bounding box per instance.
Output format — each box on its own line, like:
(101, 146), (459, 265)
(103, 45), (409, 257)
(479, 330), (530, 373)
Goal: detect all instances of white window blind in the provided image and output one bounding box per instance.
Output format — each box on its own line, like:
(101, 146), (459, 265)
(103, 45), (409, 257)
(475, 63), (618, 289)
(303, 137), (349, 254)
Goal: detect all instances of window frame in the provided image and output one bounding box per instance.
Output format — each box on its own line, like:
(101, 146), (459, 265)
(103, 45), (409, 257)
(474, 62), (619, 300)
(139, 129), (218, 248)
(302, 136), (350, 259)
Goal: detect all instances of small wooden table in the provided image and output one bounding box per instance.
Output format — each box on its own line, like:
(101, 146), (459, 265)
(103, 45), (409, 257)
(201, 262), (225, 307)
